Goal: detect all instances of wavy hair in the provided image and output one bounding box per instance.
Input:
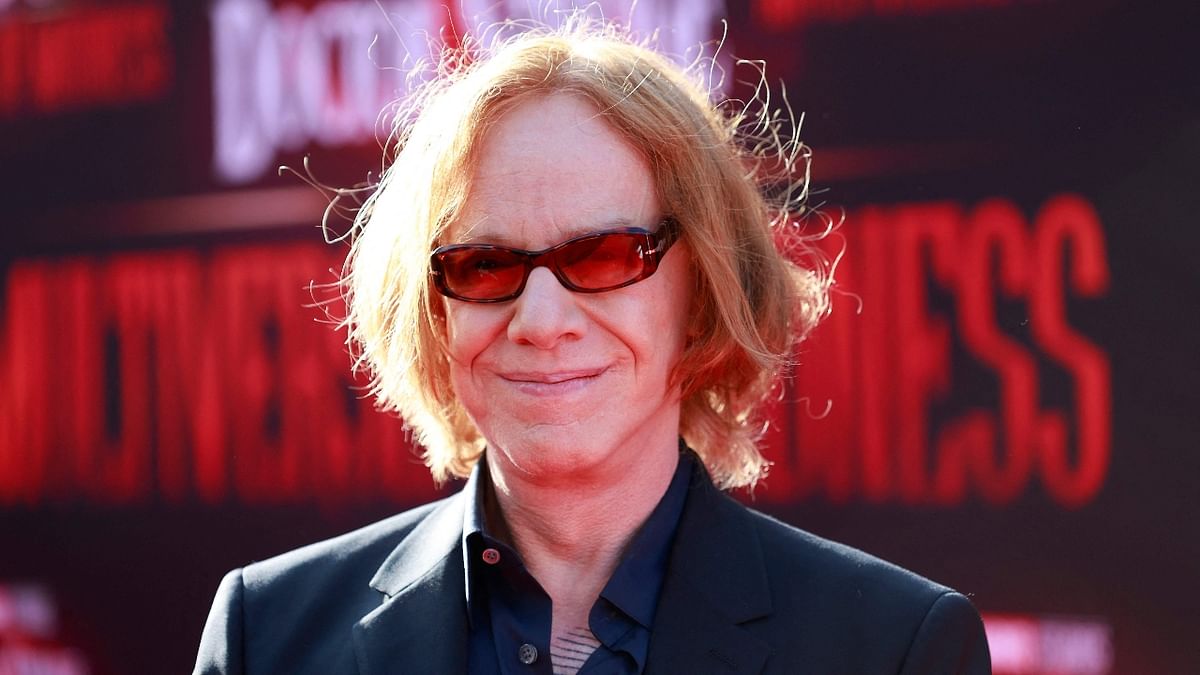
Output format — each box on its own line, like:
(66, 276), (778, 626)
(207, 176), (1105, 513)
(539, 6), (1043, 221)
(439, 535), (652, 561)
(341, 18), (831, 489)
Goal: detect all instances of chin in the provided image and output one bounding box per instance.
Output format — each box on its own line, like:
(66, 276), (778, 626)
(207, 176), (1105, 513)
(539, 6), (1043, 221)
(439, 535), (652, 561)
(489, 428), (612, 479)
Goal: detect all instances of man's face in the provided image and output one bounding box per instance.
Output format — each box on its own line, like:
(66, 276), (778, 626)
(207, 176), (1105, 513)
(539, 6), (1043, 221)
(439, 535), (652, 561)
(441, 92), (692, 486)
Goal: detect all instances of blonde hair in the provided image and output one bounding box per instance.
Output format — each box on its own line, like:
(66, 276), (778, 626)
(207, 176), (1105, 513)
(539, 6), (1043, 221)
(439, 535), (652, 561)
(342, 20), (830, 489)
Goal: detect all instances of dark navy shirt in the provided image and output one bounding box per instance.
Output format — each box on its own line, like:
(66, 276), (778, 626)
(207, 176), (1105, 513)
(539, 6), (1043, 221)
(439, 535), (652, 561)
(463, 447), (693, 675)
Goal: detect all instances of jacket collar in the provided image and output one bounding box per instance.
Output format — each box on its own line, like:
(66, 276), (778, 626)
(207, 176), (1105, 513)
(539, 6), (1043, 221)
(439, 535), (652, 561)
(351, 453), (774, 675)
(352, 489), (469, 675)
(645, 457), (774, 673)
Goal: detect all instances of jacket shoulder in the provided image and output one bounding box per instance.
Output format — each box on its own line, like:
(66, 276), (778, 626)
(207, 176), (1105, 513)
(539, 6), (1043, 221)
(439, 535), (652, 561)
(233, 498), (451, 672)
(196, 496), (456, 675)
(241, 497), (447, 590)
(745, 506), (953, 602)
(736, 504), (989, 672)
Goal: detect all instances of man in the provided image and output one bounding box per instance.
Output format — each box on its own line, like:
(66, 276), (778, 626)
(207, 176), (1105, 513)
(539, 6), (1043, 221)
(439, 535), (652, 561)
(196, 21), (991, 675)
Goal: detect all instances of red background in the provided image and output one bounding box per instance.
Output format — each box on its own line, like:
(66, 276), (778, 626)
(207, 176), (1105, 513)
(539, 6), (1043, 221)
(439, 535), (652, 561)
(2, 1), (1197, 672)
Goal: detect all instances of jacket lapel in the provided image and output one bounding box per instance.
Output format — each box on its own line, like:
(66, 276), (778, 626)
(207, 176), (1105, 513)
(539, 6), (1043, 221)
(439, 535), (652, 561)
(350, 457), (773, 674)
(646, 461), (773, 673)
(352, 490), (470, 675)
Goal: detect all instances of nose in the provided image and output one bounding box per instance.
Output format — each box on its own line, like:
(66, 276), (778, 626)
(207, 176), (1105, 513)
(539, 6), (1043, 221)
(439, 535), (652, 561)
(507, 267), (587, 348)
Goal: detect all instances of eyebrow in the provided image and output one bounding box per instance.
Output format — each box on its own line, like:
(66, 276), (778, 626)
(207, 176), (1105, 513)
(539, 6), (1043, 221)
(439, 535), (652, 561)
(453, 217), (638, 247)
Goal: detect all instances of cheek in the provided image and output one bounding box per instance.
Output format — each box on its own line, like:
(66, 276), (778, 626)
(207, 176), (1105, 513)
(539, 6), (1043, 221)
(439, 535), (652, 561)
(653, 256), (694, 348)
(445, 303), (507, 366)
(444, 306), (499, 419)
(610, 258), (693, 372)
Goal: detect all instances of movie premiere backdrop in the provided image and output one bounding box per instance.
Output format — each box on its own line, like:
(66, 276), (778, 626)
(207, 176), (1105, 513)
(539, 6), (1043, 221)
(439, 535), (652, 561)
(1, 0), (1197, 673)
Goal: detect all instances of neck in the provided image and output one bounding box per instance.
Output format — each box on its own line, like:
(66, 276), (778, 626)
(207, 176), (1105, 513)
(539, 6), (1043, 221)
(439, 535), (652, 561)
(484, 433), (680, 615)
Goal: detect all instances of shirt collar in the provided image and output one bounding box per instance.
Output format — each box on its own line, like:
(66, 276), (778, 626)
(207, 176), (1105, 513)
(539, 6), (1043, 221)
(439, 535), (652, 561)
(597, 446), (692, 628)
(461, 444), (695, 629)
(461, 459), (491, 628)
(461, 457), (488, 544)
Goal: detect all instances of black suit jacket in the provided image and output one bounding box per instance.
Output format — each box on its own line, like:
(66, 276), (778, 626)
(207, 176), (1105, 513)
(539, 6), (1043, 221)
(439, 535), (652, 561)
(195, 460), (991, 674)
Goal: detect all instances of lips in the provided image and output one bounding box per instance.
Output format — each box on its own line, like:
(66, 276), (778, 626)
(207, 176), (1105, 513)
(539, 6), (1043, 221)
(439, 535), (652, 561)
(499, 368), (606, 384)
(497, 367), (607, 396)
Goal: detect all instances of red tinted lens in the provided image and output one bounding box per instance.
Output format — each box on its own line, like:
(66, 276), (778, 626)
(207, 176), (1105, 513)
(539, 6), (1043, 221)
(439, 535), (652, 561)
(438, 247), (527, 299)
(555, 233), (647, 289)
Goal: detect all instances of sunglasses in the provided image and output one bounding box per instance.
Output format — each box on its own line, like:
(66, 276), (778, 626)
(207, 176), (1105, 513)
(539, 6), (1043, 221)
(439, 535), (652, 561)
(430, 218), (681, 303)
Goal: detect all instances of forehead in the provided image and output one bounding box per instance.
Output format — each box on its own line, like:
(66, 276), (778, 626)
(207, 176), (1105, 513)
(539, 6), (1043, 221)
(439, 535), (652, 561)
(450, 92), (660, 247)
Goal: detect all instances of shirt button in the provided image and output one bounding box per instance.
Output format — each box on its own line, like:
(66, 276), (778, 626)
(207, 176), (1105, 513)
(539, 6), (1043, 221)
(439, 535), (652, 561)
(481, 548), (501, 565)
(517, 643), (538, 665)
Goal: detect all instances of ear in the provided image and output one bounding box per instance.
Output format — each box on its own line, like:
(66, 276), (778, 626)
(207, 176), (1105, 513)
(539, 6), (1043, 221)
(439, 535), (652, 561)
(428, 288), (448, 326)
(685, 263), (710, 342)
(423, 290), (455, 364)
(434, 309), (451, 348)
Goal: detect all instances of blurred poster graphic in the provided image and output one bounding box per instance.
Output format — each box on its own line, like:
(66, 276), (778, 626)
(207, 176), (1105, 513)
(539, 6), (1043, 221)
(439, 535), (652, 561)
(984, 614), (1114, 675)
(209, 0), (727, 183)
(0, 585), (90, 675)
